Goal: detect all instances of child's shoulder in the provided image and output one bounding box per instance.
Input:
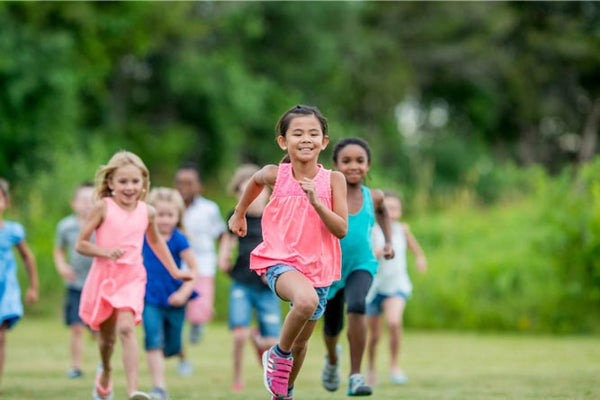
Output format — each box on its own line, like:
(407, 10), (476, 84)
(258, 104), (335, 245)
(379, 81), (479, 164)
(1, 220), (25, 240)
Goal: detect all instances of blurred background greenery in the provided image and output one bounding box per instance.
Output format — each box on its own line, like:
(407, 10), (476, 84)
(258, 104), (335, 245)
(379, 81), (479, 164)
(1, 2), (600, 333)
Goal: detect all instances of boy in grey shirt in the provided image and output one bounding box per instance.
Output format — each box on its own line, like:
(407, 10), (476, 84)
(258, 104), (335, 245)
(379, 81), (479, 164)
(53, 182), (95, 378)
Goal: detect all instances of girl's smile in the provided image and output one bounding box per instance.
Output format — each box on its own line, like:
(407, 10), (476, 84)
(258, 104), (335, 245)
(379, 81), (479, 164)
(108, 164), (144, 209)
(334, 144), (370, 185)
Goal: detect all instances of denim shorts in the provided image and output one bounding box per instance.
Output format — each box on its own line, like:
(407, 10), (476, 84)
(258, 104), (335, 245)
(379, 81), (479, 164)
(142, 303), (186, 357)
(265, 264), (330, 321)
(228, 281), (281, 337)
(64, 288), (84, 326)
(366, 291), (409, 316)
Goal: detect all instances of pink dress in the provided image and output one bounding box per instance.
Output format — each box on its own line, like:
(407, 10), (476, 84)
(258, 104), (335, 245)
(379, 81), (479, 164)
(250, 163), (341, 287)
(79, 197), (148, 330)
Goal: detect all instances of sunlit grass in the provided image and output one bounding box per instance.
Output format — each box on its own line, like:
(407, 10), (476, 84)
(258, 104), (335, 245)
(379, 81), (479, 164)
(3, 318), (599, 399)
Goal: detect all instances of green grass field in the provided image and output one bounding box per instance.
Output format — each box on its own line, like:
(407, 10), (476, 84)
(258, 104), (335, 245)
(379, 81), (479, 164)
(3, 318), (599, 400)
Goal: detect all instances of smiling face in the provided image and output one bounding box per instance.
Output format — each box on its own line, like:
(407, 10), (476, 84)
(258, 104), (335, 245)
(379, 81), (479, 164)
(153, 200), (179, 236)
(333, 143), (371, 185)
(277, 114), (329, 163)
(108, 164), (144, 209)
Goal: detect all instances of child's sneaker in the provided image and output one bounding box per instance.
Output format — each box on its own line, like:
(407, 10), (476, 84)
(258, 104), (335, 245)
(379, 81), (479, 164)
(262, 345), (293, 398)
(270, 385), (293, 400)
(66, 367), (83, 379)
(390, 371), (408, 385)
(176, 359), (193, 377)
(347, 373), (372, 396)
(321, 344), (341, 391)
(189, 323), (204, 344)
(149, 387), (169, 399)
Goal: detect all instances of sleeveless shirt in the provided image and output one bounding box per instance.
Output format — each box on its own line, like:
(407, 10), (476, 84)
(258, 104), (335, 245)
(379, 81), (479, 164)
(250, 163), (341, 287)
(79, 197), (148, 330)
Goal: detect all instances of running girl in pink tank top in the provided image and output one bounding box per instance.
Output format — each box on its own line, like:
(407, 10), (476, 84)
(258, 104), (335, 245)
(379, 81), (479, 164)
(76, 151), (192, 400)
(229, 105), (348, 400)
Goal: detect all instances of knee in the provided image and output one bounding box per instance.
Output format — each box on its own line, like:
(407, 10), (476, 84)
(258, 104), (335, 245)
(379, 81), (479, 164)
(292, 292), (319, 319)
(117, 323), (135, 340)
(232, 327), (248, 343)
(347, 298), (367, 315)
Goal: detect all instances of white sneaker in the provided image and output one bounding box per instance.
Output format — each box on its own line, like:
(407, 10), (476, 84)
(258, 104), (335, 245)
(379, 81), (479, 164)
(176, 359), (193, 377)
(321, 344), (342, 391)
(347, 373), (372, 396)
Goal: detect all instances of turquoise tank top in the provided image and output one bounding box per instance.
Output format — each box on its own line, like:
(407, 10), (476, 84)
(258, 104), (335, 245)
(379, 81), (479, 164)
(328, 186), (378, 299)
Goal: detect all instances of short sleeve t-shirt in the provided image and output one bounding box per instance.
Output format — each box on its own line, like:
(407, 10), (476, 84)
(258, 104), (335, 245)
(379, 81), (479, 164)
(55, 214), (94, 290)
(183, 196), (226, 276)
(143, 229), (197, 308)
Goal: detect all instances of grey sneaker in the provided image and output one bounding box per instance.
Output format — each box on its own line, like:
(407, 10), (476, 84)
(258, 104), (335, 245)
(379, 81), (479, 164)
(321, 344), (341, 391)
(66, 367), (83, 379)
(149, 387), (168, 399)
(189, 324), (204, 344)
(177, 359), (193, 377)
(347, 374), (372, 396)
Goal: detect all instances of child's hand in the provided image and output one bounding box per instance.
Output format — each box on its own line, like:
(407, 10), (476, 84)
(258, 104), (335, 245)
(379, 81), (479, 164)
(58, 266), (76, 282)
(168, 291), (188, 307)
(300, 178), (319, 205)
(25, 287), (38, 304)
(173, 269), (194, 282)
(382, 243), (395, 259)
(228, 212), (247, 237)
(104, 247), (124, 260)
(416, 255), (427, 272)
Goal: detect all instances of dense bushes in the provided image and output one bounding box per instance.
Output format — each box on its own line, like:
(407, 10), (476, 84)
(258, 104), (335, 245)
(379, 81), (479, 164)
(9, 149), (600, 333)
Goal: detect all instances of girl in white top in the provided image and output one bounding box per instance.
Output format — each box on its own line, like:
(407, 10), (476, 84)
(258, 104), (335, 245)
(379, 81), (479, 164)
(365, 192), (426, 386)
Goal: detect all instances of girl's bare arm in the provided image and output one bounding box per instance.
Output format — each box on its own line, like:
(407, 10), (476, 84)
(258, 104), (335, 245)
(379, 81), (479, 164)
(168, 247), (198, 306)
(16, 241), (39, 304)
(403, 224), (427, 271)
(75, 200), (122, 259)
(146, 206), (193, 281)
(229, 165), (277, 237)
(300, 170), (347, 238)
(372, 188), (394, 259)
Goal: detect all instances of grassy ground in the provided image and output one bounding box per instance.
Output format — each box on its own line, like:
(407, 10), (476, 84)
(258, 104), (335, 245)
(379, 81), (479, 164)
(2, 318), (599, 400)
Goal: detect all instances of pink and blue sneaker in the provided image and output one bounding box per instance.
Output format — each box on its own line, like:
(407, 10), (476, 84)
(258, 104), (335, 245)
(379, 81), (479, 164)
(262, 345), (293, 398)
(270, 385), (294, 400)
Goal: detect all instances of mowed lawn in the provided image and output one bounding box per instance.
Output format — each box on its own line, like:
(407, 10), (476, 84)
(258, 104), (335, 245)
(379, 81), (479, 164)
(3, 318), (599, 400)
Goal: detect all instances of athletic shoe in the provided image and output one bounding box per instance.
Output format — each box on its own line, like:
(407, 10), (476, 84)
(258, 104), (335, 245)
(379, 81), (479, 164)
(189, 324), (204, 344)
(128, 391), (151, 400)
(347, 373), (372, 396)
(176, 359), (193, 377)
(149, 387), (169, 399)
(262, 346), (293, 398)
(270, 384), (293, 400)
(66, 367), (83, 379)
(390, 372), (409, 385)
(321, 344), (342, 391)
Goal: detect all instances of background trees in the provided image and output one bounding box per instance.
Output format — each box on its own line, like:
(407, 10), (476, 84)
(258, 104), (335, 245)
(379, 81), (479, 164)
(1, 2), (599, 332)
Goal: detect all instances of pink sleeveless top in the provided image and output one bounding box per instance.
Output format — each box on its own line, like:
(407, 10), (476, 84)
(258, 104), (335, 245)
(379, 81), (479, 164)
(79, 197), (148, 330)
(250, 163), (341, 287)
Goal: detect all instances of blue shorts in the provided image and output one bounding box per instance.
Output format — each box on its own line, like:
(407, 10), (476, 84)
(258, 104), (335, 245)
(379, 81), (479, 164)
(142, 303), (185, 357)
(265, 264), (330, 321)
(366, 292), (409, 316)
(228, 281), (281, 337)
(64, 288), (84, 326)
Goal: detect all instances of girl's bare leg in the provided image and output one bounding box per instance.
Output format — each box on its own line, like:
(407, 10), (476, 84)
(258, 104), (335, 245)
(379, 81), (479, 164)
(383, 297), (405, 374)
(347, 313), (368, 375)
(116, 310), (140, 396)
(274, 270), (318, 352)
(367, 314), (382, 385)
(98, 313), (117, 391)
(232, 326), (249, 387)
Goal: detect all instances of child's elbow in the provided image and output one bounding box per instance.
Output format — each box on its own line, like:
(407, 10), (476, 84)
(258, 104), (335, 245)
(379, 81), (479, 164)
(335, 225), (348, 239)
